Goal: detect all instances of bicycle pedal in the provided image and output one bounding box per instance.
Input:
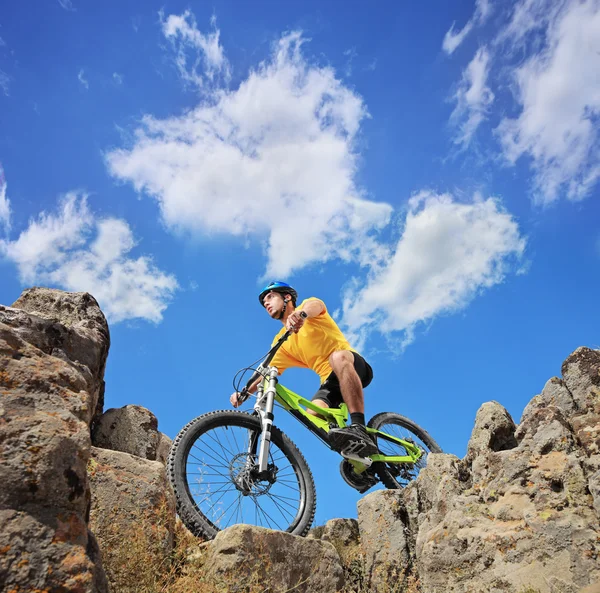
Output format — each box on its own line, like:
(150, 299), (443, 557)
(341, 449), (373, 466)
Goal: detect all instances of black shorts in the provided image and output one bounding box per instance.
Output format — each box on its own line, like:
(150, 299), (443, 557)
(312, 352), (373, 408)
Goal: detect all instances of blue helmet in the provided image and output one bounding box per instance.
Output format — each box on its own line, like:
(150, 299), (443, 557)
(258, 281), (298, 307)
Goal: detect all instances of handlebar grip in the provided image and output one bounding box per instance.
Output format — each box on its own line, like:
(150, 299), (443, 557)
(237, 388), (250, 405)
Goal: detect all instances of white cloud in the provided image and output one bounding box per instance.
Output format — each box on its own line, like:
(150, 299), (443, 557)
(451, 46), (494, 148)
(107, 22), (393, 278)
(78, 69), (89, 90)
(496, 0), (600, 204)
(0, 193), (178, 323)
(495, 0), (566, 49)
(342, 192), (526, 349)
(443, 0), (493, 55)
(113, 72), (123, 85)
(343, 47), (357, 77)
(58, 0), (75, 11)
(160, 11), (230, 89)
(0, 70), (10, 96)
(0, 165), (10, 234)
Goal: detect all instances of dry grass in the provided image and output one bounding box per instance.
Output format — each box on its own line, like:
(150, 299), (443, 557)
(98, 502), (419, 593)
(99, 506), (330, 593)
(97, 497), (216, 593)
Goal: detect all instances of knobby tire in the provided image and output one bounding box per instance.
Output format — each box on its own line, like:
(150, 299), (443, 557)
(167, 410), (316, 540)
(368, 412), (442, 489)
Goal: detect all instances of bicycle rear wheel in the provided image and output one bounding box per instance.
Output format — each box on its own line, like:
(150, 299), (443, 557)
(368, 412), (442, 489)
(168, 410), (316, 539)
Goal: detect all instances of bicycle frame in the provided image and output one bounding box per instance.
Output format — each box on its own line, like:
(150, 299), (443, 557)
(251, 362), (423, 478)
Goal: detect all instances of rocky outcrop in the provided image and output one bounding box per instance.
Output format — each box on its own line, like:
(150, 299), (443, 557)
(88, 446), (175, 591)
(3, 288), (599, 593)
(356, 347), (600, 593)
(0, 288), (110, 593)
(199, 524), (345, 593)
(92, 404), (165, 461)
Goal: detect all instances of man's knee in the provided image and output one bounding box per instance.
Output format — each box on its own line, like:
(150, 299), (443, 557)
(329, 350), (353, 369)
(307, 398), (329, 417)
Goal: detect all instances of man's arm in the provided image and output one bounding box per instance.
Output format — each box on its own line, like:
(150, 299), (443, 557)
(230, 374), (263, 407)
(286, 298), (325, 333)
(301, 298), (325, 318)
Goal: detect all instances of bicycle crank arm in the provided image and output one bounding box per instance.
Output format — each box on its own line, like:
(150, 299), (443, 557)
(341, 451), (374, 466)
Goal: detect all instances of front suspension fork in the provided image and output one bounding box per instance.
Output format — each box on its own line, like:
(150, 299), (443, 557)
(254, 368), (278, 473)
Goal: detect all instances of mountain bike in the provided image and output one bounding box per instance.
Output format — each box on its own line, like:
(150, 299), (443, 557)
(167, 330), (442, 540)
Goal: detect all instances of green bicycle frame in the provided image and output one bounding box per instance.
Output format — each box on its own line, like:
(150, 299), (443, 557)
(271, 380), (423, 473)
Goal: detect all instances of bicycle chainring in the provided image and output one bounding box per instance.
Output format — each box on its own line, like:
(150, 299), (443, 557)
(339, 459), (378, 493)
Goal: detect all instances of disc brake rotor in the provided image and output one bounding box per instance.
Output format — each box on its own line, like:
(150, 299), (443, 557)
(229, 453), (276, 496)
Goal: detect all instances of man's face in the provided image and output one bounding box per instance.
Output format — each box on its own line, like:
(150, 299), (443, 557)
(263, 291), (286, 318)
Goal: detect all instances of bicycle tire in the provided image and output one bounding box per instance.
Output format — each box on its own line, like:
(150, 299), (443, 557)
(367, 412), (442, 489)
(167, 410), (316, 539)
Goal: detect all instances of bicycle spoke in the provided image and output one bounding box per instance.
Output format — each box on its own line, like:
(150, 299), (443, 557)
(205, 430), (238, 465)
(213, 493), (245, 528)
(253, 498), (276, 530)
(189, 448), (229, 471)
(267, 492), (296, 522)
(267, 492), (299, 513)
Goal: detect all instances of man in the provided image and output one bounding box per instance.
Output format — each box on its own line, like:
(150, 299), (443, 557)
(230, 281), (377, 456)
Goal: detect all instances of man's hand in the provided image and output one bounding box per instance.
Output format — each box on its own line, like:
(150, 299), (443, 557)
(286, 310), (307, 333)
(230, 392), (242, 407)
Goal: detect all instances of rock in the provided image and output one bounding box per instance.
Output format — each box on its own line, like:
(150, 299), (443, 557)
(590, 469), (600, 517)
(87, 446), (176, 591)
(201, 524), (344, 593)
(156, 431), (172, 464)
(320, 517), (360, 547)
(1, 288), (110, 426)
(0, 289), (110, 593)
(358, 490), (412, 592)
(409, 348), (600, 593)
(561, 347), (600, 412)
(320, 519), (363, 592)
(0, 509), (108, 593)
(521, 376), (577, 422)
(92, 405), (160, 460)
(466, 401), (518, 461)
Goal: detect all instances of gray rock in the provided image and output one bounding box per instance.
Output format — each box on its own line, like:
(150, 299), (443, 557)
(561, 347), (600, 412)
(319, 519), (363, 591)
(87, 447), (176, 590)
(92, 405), (160, 460)
(466, 401), (517, 461)
(0, 509), (108, 593)
(0, 288), (110, 593)
(409, 349), (600, 592)
(201, 524), (345, 593)
(521, 376), (577, 422)
(10, 287), (110, 426)
(358, 490), (412, 592)
(320, 517), (360, 547)
(156, 431), (172, 465)
(589, 467), (600, 518)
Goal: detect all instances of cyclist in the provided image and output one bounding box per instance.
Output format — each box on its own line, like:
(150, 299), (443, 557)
(230, 281), (377, 456)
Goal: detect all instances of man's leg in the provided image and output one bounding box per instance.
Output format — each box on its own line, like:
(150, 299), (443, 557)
(307, 398), (330, 417)
(327, 351), (376, 455)
(328, 350), (365, 415)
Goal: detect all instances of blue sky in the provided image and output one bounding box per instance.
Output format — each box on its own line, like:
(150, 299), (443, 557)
(1, 0), (599, 524)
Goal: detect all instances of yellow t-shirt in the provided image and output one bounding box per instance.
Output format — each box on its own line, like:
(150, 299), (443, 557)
(270, 297), (356, 384)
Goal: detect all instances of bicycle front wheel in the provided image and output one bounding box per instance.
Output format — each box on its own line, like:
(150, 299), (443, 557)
(368, 412), (442, 489)
(168, 410), (316, 540)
